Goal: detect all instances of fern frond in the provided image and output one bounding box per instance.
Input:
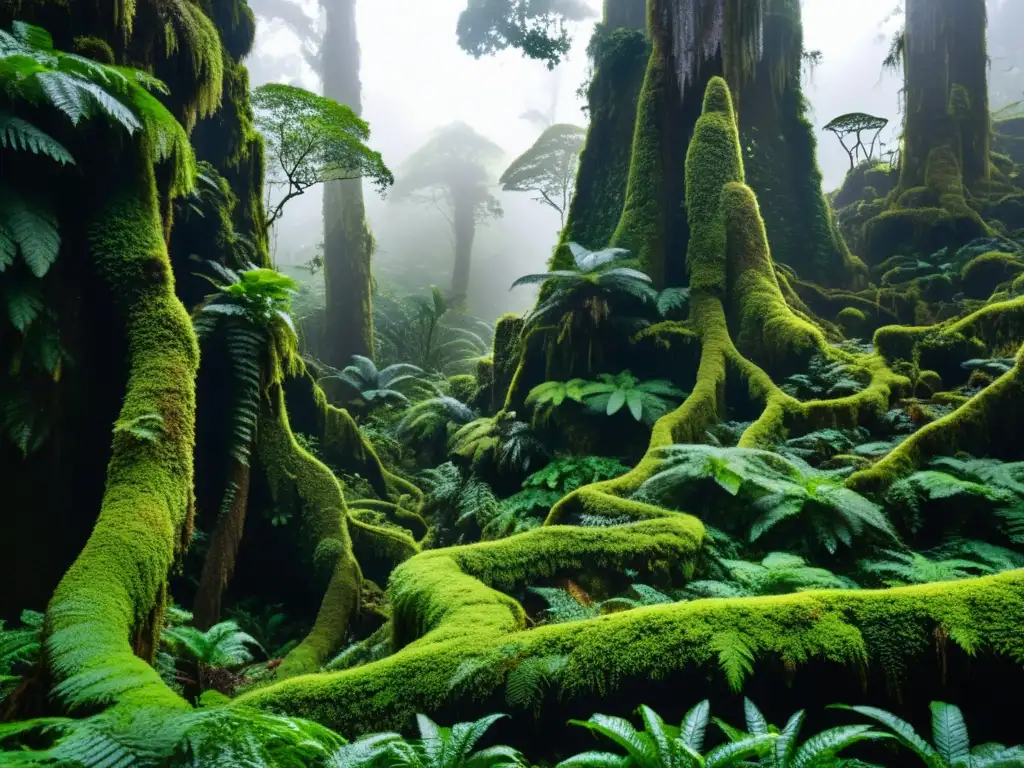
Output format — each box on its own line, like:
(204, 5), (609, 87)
(710, 631), (756, 692)
(0, 112), (74, 164)
(506, 654), (568, 715)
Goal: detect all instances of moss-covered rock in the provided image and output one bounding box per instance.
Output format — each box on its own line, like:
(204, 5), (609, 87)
(961, 251), (1024, 299)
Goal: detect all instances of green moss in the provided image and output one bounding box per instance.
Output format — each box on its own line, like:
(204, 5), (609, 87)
(722, 182), (823, 367)
(447, 374), (477, 404)
(72, 35), (114, 64)
(961, 251), (1024, 299)
(608, 44), (676, 285)
(239, 561), (1024, 734)
(45, 155), (197, 712)
(554, 26), (648, 267)
(849, 346), (1024, 493)
(259, 385), (361, 679)
(685, 78), (745, 295)
(837, 307), (866, 335)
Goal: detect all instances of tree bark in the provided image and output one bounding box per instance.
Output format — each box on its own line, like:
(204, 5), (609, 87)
(900, 0), (990, 192)
(322, 0), (375, 368)
(450, 191), (477, 302)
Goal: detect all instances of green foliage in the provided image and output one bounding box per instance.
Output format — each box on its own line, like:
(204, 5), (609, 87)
(419, 461), (500, 546)
(375, 288), (492, 376)
(715, 698), (891, 767)
(511, 244), (658, 359)
(529, 371), (686, 425)
(777, 428), (871, 466)
(522, 455), (631, 493)
(711, 631), (756, 693)
(0, 21), (195, 186)
(252, 82), (393, 228)
(226, 600), (303, 660)
(833, 702), (1024, 767)
(162, 620), (261, 670)
(500, 124), (585, 224)
(499, 455), (632, 523)
(112, 412), (165, 443)
(504, 654), (568, 716)
(686, 553), (859, 600)
(0, 609), (43, 700)
(0, 706), (346, 767)
(450, 413), (549, 476)
(331, 712), (523, 768)
(561, 701), (773, 768)
(456, 0), (594, 67)
(193, 263), (301, 470)
(1, 19), (191, 456)
(858, 548), (1002, 587)
(781, 354), (867, 400)
(395, 396), (477, 448)
(635, 446), (898, 555)
(321, 355), (426, 411)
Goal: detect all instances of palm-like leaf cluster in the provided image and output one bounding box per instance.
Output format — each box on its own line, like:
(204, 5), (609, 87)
(833, 701), (1024, 767)
(634, 446), (898, 555)
(321, 354), (425, 411)
(710, 697), (891, 767)
(330, 713), (523, 768)
(0, 609), (43, 700)
(559, 701), (774, 768)
(528, 371), (686, 426)
(375, 288), (492, 376)
(193, 263), (301, 470)
(511, 243), (655, 342)
(1, 20), (192, 455)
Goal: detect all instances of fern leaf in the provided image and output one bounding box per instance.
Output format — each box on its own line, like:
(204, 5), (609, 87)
(506, 654), (567, 715)
(0, 187), (60, 277)
(711, 631), (756, 693)
(0, 112), (74, 164)
(4, 280), (44, 332)
(931, 702), (970, 766)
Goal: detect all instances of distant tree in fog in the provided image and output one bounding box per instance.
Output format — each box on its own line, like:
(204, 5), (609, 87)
(391, 122), (505, 304)
(501, 124), (585, 226)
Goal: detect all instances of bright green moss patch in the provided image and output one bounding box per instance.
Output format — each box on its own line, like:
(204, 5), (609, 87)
(239, 566), (1024, 734)
(685, 78), (745, 295)
(259, 386), (361, 679)
(45, 157), (197, 713)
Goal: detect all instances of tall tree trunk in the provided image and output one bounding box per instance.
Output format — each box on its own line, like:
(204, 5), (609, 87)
(901, 0), (990, 192)
(322, 0), (375, 368)
(192, 455), (252, 630)
(738, 0), (863, 287)
(450, 192), (477, 302)
(552, 0), (648, 268)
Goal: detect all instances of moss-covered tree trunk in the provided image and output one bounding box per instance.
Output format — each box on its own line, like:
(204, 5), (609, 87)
(322, 0), (375, 367)
(901, 0), (989, 192)
(552, 0), (648, 267)
(738, 0), (864, 287)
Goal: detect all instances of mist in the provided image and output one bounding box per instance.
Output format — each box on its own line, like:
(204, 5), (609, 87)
(252, 0), (909, 322)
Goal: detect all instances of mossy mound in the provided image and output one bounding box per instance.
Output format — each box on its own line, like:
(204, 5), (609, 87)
(961, 251), (1024, 299)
